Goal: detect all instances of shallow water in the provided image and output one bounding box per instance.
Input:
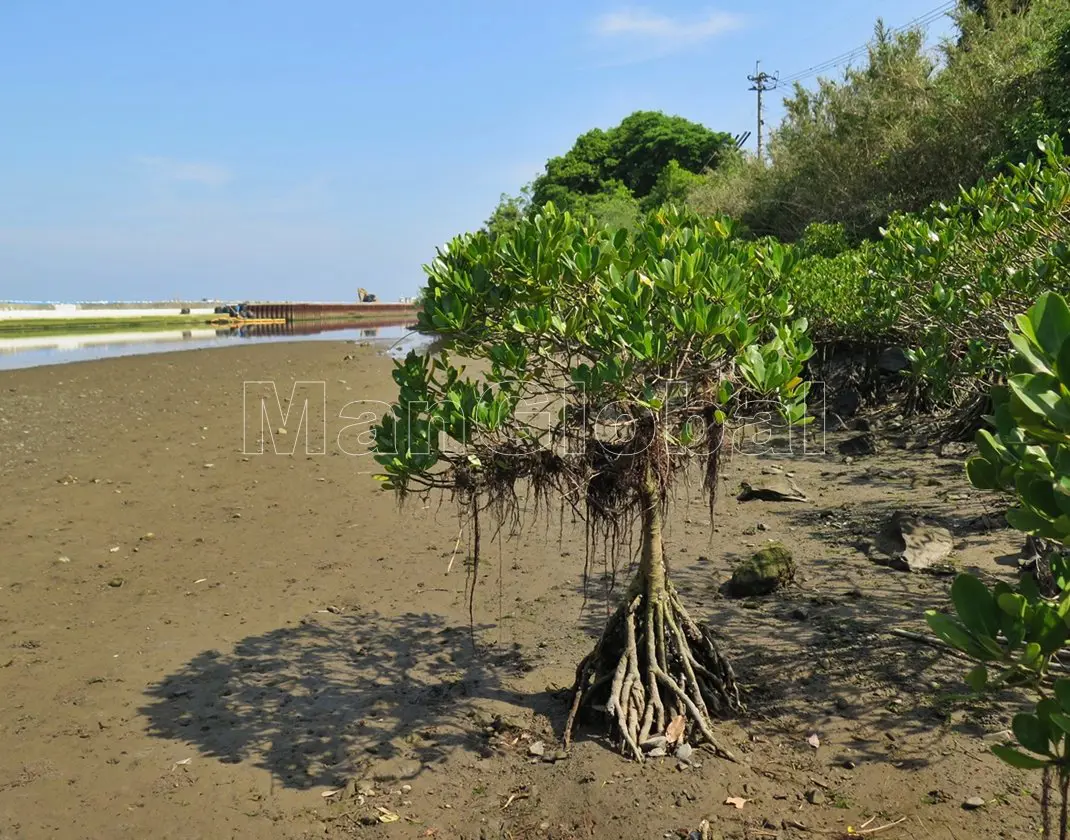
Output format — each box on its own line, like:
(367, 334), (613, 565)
(0, 321), (428, 371)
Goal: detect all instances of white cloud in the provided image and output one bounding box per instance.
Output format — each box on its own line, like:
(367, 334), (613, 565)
(137, 156), (232, 186)
(592, 8), (744, 50)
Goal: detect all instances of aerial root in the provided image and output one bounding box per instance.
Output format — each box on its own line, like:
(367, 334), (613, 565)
(564, 579), (741, 762)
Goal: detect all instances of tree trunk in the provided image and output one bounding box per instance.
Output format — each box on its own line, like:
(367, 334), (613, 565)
(565, 465), (741, 760)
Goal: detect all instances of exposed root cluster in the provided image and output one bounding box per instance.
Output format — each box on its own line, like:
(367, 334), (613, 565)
(565, 575), (741, 761)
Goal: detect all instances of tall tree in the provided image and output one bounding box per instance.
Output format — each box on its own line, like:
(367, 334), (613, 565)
(530, 112), (734, 211)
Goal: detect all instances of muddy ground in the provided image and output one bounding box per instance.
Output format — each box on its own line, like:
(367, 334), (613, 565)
(0, 341), (1041, 839)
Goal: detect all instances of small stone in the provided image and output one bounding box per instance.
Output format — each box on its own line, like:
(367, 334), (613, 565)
(737, 477), (807, 502)
(843, 760), (857, 769)
(370, 757), (421, 781)
(528, 740), (545, 757)
(806, 789), (825, 805)
(874, 511), (954, 573)
(647, 746), (667, 758)
(140, 532), (155, 541)
(56, 555), (71, 564)
(878, 346), (910, 373)
(674, 743), (694, 762)
(552, 750), (568, 762)
(756, 522), (769, 532)
(277, 427), (288, 435)
(790, 607), (809, 621)
(107, 577), (124, 588)
(939, 442), (973, 459)
(643, 735), (668, 751)
(963, 796), (986, 810)
(838, 433), (877, 457)
(401, 784), (412, 793)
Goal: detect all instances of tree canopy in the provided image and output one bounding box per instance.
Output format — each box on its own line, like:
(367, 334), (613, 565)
(513, 111), (734, 228)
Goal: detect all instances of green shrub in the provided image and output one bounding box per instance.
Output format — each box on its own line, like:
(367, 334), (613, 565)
(927, 292), (1070, 837)
(796, 222), (851, 259)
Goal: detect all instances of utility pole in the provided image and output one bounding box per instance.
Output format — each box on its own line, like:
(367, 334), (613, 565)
(747, 61), (777, 163)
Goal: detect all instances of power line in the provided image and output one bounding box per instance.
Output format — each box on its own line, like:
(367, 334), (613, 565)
(779, 3), (954, 83)
(779, 9), (951, 84)
(777, 0), (956, 85)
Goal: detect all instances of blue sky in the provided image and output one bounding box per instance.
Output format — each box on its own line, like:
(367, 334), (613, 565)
(0, 1), (956, 303)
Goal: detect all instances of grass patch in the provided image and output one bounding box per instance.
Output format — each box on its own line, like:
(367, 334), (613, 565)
(0, 316), (216, 336)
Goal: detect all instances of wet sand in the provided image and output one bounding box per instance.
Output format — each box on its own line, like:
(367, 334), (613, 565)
(0, 341), (1041, 839)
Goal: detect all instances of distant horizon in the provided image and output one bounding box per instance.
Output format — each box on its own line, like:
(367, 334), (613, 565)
(0, 296), (417, 305)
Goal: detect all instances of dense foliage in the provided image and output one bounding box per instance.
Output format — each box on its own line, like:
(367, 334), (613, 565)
(688, 0), (1070, 242)
(373, 205), (812, 758)
(926, 293), (1070, 838)
(783, 134), (1070, 412)
(484, 112), (735, 236)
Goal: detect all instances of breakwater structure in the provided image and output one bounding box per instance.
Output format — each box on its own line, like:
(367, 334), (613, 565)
(0, 300), (420, 333)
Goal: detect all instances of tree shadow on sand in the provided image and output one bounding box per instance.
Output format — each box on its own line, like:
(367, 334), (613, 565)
(140, 610), (552, 790)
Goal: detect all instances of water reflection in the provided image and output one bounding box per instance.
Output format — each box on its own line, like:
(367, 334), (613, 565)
(0, 319), (427, 371)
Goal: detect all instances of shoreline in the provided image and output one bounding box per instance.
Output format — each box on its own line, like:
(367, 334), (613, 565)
(0, 311), (417, 337)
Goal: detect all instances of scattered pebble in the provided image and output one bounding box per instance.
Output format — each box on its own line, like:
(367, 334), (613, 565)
(805, 789), (825, 805)
(963, 796), (986, 810)
(528, 741), (545, 757)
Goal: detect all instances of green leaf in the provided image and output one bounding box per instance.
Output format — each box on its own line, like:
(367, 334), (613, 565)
(965, 664), (988, 692)
(966, 457), (1000, 490)
(1007, 507), (1056, 538)
(951, 574), (1001, 640)
(1057, 336), (1070, 389)
(1029, 292), (1070, 358)
(991, 744), (1052, 769)
(998, 592), (1028, 620)
(1049, 711), (1070, 735)
(1054, 678), (1070, 712)
(925, 611), (997, 660)
(1012, 712), (1053, 755)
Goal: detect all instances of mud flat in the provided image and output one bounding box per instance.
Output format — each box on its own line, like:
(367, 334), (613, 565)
(0, 341), (1040, 839)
